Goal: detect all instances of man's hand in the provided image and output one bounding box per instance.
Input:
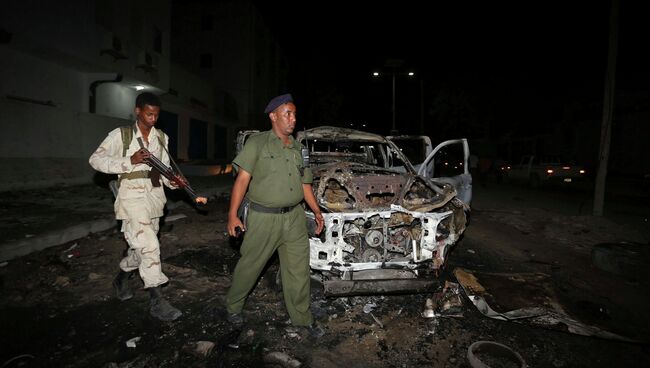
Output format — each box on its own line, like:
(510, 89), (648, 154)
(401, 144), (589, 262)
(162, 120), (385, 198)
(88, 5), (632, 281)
(314, 211), (324, 235)
(130, 148), (151, 165)
(195, 196), (208, 205)
(227, 215), (245, 237)
(169, 174), (188, 189)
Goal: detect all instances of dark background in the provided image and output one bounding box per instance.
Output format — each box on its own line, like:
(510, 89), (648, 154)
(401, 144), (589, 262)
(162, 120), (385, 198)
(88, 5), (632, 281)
(253, 1), (648, 162)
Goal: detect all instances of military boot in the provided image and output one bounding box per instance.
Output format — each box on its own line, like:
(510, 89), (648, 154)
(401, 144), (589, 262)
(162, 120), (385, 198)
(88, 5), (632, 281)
(148, 287), (182, 321)
(112, 270), (134, 301)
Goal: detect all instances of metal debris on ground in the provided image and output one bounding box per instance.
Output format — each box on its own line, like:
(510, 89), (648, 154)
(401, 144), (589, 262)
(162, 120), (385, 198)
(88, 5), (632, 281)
(125, 336), (141, 348)
(363, 302), (377, 314)
(263, 351), (302, 368)
(370, 312), (384, 328)
(426, 318), (439, 336)
(422, 281), (464, 318)
(165, 213), (188, 222)
(190, 341), (215, 358)
(453, 267), (639, 342)
(467, 340), (528, 368)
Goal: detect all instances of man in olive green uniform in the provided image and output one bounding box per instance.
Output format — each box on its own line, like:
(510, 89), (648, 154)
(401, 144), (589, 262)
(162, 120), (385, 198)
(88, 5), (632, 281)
(226, 94), (325, 337)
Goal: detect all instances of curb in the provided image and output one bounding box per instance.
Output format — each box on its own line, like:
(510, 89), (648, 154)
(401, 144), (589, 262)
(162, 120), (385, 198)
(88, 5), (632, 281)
(0, 185), (233, 263)
(0, 216), (117, 262)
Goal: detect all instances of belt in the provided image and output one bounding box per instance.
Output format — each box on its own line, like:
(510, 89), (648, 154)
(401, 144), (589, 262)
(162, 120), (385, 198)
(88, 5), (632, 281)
(249, 201), (299, 214)
(119, 170), (150, 183)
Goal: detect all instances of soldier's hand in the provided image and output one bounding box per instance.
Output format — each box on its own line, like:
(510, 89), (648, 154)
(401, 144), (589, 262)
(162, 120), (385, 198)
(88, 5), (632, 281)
(195, 196), (208, 205)
(130, 148), (151, 165)
(314, 211), (325, 235)
(227, 215), (245, 237)
(171, 175), (188, 188)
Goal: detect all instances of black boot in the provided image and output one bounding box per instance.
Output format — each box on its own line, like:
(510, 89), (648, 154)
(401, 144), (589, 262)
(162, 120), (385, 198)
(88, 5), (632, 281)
(112, 270), (134, 301)
(148, 287), (182, 321)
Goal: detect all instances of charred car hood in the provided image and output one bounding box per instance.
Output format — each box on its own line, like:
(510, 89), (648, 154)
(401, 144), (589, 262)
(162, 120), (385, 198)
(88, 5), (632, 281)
(312, 161), (456, 212)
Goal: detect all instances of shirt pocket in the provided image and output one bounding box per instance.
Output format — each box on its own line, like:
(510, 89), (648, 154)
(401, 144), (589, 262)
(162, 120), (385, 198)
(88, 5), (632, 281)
(258, 151), (277, 173)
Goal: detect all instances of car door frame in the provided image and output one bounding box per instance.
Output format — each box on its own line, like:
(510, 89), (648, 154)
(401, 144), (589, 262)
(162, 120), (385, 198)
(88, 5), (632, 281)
(417, 138), (472, 205)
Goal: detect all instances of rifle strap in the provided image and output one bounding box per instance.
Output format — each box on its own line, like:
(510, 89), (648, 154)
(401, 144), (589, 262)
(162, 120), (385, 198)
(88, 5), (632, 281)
(121, 125), (164, 157)
(119, 125), (136, 157)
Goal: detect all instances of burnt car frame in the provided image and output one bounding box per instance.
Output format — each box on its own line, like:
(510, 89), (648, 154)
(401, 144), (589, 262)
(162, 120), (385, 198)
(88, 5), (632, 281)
(236, 127), (472, 296)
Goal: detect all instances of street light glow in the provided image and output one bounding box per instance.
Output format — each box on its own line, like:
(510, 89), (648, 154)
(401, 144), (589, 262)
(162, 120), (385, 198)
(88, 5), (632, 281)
(372, 72), (380, 77)
(408, 72), (415, 76)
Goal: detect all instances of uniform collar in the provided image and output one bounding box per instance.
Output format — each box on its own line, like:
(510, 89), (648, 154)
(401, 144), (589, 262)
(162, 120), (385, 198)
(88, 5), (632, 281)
(134, 121), (159, 140)
(267, 129), (296, 149)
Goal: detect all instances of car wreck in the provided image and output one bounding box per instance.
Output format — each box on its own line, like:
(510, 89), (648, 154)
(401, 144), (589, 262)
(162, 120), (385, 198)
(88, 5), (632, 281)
(237, 126), (472, 296)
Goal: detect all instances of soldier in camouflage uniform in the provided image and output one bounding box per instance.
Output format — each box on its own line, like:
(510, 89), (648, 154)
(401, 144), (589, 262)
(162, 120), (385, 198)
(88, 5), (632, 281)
(226, 94), (326, 337)
(89, 92), (183, 321)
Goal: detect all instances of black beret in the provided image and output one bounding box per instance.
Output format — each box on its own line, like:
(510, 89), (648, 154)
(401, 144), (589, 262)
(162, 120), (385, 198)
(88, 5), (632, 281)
(264, 93), (293, 114)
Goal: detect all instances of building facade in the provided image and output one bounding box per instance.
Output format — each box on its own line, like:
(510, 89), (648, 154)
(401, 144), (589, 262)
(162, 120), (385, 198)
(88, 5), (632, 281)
(0, 0), (286, 190)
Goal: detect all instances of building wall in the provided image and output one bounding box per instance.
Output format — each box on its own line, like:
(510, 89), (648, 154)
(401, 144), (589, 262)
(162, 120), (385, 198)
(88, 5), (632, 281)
(0, 0), (220, 191)
(0, 99), (129, 191)
(0, 48), (88, 112)
(170, 0), (288, 159)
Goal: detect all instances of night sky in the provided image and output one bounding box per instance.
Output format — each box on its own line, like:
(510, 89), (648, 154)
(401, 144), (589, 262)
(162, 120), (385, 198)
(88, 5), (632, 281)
(254, 1), (648, 140)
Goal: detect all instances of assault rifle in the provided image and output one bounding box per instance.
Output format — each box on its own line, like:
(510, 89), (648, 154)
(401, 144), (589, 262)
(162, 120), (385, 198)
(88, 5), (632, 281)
(138, 147), (208, 207)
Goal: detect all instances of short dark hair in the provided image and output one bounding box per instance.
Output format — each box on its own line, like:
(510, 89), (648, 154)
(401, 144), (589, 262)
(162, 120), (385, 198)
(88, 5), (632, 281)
(135, 92), (161, 108)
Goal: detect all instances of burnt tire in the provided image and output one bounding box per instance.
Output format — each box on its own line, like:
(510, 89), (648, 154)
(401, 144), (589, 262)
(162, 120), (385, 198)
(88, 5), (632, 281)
(591, 242), (650, 282)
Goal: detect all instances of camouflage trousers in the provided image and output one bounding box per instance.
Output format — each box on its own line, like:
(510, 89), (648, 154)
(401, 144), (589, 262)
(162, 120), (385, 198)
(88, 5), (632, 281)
(118, 207), (169, 289)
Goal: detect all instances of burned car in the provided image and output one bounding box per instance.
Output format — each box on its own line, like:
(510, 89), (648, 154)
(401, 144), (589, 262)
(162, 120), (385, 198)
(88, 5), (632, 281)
(237, 127), (472, 296)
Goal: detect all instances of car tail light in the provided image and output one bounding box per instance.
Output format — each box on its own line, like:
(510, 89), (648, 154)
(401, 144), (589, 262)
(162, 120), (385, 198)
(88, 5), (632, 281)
(546, 169), (554, 175)
(579, 169), (586, 174)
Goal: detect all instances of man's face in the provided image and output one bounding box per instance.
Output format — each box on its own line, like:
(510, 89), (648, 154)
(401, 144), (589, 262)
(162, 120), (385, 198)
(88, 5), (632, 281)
(270, 102), (297, 136)
(135, 104), (160, 129)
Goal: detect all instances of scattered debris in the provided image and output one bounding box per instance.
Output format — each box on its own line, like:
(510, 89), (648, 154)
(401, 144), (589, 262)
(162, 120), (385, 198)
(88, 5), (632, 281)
(54, 276), (70, 287)
(467, 340), (527, 368)
(165, 213), (188, 222)
(126, 336), (141, 348)
(370, 312), (384, 328)
(454, 268), (639, 342)
(264, 351), (302, 368)
(363, 302), (377, 314)
(422, 298), (436, 318)
(422, 281), (464, 318)
(467, 249), (476, 254)
(65, 243), (78, 252)
(426, 318), (439, 336)
(186, 340), (215, 358)
(87, 272), (102, 280)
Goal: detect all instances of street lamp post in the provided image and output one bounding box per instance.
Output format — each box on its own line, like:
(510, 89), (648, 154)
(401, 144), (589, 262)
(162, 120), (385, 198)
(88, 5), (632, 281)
(391, 72), (396, 133)
(373, 69), (415, 135)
